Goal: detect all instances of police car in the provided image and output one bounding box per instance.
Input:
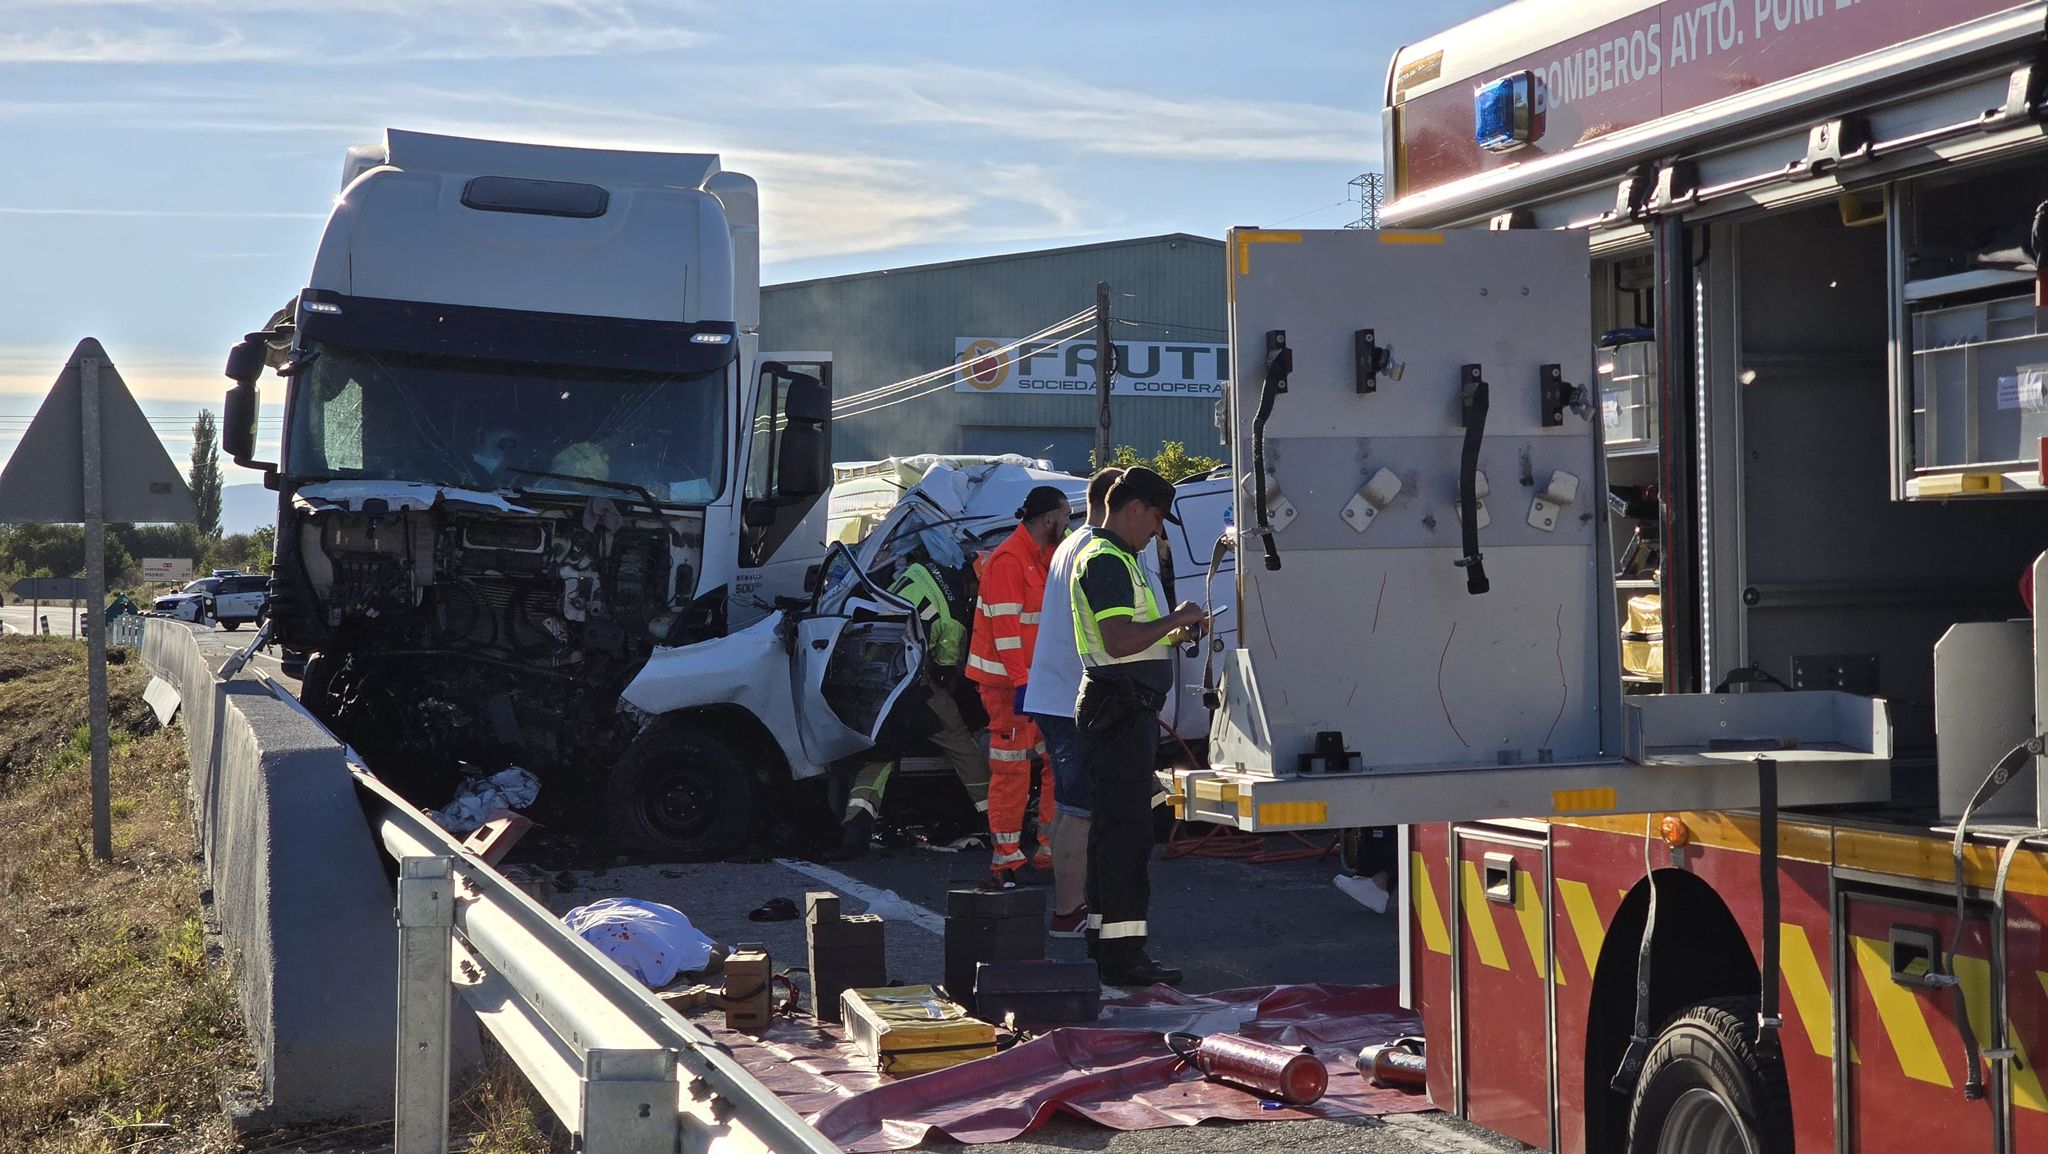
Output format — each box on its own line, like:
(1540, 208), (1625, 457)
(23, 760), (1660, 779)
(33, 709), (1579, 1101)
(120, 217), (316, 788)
(151, 574), (270, 630)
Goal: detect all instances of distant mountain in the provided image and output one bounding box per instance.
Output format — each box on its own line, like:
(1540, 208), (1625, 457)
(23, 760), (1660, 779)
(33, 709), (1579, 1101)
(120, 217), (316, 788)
(221, 484), (276, 536)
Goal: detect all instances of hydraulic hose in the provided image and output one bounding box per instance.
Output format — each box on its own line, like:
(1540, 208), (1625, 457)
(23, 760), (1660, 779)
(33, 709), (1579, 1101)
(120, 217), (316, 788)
(1456, 369), (1491, 596)
(1251, 334), (1292, 573)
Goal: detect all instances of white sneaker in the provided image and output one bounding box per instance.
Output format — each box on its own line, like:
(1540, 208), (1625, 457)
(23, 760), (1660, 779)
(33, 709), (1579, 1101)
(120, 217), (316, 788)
(1335, 873), (1390, 914)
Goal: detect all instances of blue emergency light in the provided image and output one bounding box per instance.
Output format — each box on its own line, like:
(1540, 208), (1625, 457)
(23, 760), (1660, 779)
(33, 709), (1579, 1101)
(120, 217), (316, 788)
(1474, 71), (1546, 153)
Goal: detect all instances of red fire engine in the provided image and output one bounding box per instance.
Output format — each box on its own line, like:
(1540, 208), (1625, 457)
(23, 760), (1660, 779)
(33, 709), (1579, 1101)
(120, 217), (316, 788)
(1177, 2), (2048, 1151)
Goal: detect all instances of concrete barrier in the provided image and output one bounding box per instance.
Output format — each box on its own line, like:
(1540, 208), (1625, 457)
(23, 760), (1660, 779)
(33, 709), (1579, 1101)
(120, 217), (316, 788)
(141, 620), (473, 1126)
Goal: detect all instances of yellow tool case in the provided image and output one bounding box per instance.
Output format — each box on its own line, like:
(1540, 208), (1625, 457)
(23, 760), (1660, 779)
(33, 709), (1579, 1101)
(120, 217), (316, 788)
(839, 985), (997, 1075)
(1621, 593), (1664, 680)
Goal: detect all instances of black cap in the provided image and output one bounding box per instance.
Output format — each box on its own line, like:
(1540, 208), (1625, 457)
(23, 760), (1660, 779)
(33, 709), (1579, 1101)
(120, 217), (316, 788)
(1110, 466), (1181, 525)
(1016, 485), (1070, 522)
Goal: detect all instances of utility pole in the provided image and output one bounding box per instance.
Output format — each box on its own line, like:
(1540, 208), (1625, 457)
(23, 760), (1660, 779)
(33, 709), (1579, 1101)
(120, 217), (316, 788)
(1093, 281), (1113, 469)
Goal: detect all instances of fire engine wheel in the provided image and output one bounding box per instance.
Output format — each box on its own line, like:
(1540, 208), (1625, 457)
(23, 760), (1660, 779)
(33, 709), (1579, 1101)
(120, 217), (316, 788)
(607, 719), (756, 861)
(1626, 997), (1794, 1154)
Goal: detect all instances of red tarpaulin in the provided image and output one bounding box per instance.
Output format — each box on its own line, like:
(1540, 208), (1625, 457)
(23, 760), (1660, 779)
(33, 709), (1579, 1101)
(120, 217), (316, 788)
(706, 984), (1431, 1151)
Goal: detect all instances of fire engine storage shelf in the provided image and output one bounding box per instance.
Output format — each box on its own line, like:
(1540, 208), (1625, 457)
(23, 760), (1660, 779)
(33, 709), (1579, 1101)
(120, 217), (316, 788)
(1905, 291), (2048, 494)
(1595, 333), (1656, 452)
(1200, 227), (1894, 831)
(1177, 689), (1891, 831)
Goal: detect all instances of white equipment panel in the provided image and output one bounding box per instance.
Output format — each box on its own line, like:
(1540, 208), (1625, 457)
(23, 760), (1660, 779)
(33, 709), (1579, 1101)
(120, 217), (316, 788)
(1190, 228), (1891, 827)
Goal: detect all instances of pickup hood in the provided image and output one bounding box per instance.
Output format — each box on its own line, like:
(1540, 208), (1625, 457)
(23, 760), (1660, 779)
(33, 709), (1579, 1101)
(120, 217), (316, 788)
(620, 611), (816, 778)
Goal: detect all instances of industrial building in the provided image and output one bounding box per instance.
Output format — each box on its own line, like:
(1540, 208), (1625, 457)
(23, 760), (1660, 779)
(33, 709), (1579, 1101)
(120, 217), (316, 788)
(760, 233), (1226, 474)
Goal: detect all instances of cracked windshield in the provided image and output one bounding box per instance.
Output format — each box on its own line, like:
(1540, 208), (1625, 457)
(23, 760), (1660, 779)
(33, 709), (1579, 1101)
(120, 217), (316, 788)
(285, 343), (728, 503)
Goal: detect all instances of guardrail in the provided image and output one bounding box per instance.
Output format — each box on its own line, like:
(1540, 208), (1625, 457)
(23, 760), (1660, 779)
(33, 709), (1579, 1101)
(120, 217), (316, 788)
(108, 613), (143, 648)
(247, 670), (838, 1154)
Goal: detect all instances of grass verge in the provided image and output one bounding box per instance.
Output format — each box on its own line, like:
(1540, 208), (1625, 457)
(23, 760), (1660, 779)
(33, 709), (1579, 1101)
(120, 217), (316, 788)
(0, 636), (249, 1153)
(0, 635), (574, 1153)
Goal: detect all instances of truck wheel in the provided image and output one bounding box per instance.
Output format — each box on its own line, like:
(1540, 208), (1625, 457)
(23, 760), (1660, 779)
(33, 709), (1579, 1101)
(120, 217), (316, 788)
(221, 620), (241, 632)
(607, 718), (756, 861)
(1626, 997), (1794, 1154)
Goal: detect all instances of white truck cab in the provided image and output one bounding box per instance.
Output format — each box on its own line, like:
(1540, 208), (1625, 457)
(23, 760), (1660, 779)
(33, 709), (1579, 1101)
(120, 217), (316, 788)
(219, 130), (833, 856)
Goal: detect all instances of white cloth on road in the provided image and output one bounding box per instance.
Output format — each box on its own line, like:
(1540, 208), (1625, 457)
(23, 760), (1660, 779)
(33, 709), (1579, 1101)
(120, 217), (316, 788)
(563, 897), (717, 989)
(432, 766), (541, 834)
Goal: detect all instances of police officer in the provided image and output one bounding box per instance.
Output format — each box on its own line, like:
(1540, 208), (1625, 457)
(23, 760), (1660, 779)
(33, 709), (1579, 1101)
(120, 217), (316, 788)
(821, 558), (992, 861)
(1070, 467), (1206, 987)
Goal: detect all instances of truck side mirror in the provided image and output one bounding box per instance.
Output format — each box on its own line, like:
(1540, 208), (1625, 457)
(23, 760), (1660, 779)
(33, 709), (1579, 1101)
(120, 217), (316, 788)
(223, 381), (262, 467)
(222, 336), (273, 470)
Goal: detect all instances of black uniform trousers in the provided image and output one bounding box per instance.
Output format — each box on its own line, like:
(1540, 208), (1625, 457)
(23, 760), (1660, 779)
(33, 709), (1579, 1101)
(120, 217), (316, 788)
(1076, 670), (1165, 966)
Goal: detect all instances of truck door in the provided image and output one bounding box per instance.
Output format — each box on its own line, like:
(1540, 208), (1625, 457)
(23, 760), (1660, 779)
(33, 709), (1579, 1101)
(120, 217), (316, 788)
(791, 543), (922, 765)
(737, 354), (833, 618)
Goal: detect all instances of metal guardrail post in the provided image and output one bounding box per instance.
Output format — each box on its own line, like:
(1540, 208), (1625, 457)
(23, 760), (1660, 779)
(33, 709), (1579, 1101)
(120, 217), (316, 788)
(582, 1048), (683, 1154)
(395, 855), (455, 1154)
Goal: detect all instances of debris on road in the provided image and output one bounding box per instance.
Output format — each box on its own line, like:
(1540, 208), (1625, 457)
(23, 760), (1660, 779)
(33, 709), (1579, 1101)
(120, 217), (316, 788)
(432, 765), (540, 834)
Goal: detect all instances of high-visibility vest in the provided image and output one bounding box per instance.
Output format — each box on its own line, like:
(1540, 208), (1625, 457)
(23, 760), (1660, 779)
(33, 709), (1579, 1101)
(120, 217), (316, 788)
(1070, 534), (1169, 669)
(966, 524), (1048, 687)
(894, 562), (965, 668)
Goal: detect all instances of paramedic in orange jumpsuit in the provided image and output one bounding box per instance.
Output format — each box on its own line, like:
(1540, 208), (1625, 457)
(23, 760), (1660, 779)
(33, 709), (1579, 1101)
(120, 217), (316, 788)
(966, 485), (1071, 887)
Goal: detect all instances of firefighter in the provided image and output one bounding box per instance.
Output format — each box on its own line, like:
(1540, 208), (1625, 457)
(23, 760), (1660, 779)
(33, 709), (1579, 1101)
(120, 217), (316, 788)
(966, 485), (1072, 887)
(1071, 467), (1207, 987)
(820, 558), (991, 861)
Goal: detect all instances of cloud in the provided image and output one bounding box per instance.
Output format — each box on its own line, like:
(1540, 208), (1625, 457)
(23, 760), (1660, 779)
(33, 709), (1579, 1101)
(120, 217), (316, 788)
(0, 1), (709, 65)
(0, 207), (325, 220)
(794, 64), (1376, 163)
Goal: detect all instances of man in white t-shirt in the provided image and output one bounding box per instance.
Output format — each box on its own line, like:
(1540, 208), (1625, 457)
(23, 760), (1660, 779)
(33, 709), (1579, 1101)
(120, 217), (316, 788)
(1022, 467), (1167, 937)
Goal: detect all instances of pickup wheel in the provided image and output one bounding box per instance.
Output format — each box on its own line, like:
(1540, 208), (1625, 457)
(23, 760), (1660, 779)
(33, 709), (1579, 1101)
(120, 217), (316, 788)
(1626, 997), (1794, 1154)
(607, 718), (756, 861)
(220, 620), (241, 632)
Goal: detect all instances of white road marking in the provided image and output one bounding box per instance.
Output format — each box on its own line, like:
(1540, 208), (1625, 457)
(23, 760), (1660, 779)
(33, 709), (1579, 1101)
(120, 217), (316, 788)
(772, 857), (1130, 998)
(773, 858), (947, 935)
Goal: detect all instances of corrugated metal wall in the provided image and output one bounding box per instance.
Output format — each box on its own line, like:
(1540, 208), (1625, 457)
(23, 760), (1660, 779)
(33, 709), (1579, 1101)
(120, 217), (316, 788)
(760, 234), (1226, 474)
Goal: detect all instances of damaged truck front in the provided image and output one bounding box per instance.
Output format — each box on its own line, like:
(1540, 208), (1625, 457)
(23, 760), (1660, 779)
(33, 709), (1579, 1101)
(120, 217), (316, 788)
(218, 130), (835, 858)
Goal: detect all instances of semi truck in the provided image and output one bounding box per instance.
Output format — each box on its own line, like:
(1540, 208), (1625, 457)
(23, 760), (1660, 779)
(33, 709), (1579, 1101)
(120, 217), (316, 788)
(1169, 3), (2048, 1152)
(219, 130), (843, 858)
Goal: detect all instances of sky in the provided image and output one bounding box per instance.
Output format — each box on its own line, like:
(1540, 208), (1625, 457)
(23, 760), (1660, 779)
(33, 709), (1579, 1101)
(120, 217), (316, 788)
(0, 0), (1501, 491)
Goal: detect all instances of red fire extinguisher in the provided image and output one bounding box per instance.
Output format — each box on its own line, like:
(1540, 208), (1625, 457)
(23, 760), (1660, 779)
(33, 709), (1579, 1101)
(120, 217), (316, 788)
(1166, 1032), (1329, 1106)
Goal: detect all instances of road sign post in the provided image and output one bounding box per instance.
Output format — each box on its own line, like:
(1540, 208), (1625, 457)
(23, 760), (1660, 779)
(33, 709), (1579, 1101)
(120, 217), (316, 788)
(81, 357), (110, 859)
(0, 340), (198, 862)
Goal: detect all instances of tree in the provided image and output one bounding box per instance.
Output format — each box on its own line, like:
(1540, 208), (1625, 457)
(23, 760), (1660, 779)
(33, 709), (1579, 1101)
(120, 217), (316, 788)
(189, 410), (223, 538)
(1103, 441), (1224, 483)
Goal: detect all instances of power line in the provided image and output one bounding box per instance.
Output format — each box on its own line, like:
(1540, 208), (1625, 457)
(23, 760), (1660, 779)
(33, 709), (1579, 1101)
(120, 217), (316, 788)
(1113, 318), (1228, 336)
(831, 308), (1096, 412)
(834, 308), (1094, 409)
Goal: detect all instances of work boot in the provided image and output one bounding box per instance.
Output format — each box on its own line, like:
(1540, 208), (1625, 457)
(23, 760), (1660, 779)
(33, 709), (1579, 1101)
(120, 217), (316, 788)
(1099, 954), (1183, 988)
(817, 813), (874, 863)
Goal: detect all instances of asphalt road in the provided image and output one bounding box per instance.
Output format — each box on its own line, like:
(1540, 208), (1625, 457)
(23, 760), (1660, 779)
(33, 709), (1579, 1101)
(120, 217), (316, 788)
(511, 841), (1527, 1154)
(0, 603), (86, 636)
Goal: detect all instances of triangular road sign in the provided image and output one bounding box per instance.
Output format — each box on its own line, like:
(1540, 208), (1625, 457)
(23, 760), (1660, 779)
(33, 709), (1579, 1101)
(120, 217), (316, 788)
(0, 338), (199, 523)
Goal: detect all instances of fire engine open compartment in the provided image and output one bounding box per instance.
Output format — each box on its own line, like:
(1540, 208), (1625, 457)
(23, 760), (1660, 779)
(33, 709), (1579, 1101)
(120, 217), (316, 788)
(1894, 149), (2048, 499)
(1186, 227), (1897, 832)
